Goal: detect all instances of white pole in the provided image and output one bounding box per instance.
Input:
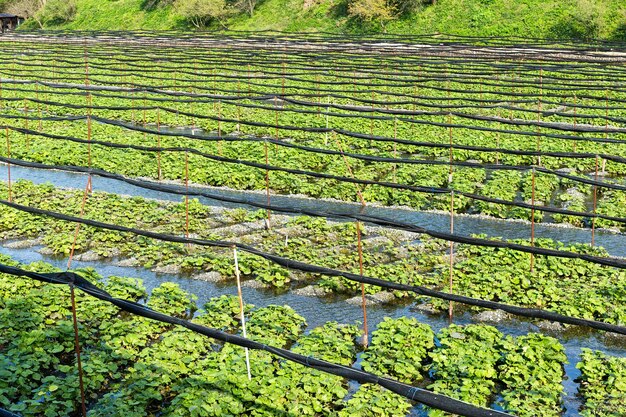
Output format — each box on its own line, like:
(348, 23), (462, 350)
(233, 246), (252, 380)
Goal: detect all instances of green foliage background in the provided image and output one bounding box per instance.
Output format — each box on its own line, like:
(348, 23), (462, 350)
(2, 0), (625, 40)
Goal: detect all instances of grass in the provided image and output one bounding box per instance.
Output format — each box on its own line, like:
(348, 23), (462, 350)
(11, 0), (626, 41)
(20, 0), (185, 31)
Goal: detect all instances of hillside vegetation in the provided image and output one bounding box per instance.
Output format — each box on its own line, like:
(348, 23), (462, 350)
(1, 0), (626, 41)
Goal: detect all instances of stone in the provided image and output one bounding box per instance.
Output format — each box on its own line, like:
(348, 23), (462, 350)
(38, 247), (55, 255)
(193, 271), (225, 283)
(293, 285), (327, 297)
(413, 303), (439, 315)
(74, 251), (102, 262)
(117, 258), (140, 267)
(242, 279), (269, 289)
(536, 320), (566, 332)
(473, 309), (509, 323)
(4, 238), (42, 249)
(346, 291), (395, 306)
(152, 264), (183, 274)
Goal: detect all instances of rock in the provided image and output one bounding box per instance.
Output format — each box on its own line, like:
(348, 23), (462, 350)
(370, 291), (396, 303)
(193, 271), (225, 283)
(362, 236), (394, 248)
(242, 279), (269, 289)
(293, 285), (326, 297)
(211, 221), (268, 238)
(117, 258), (140, 267)
(564, 188), (585, 200)
(536, 320), (566, 332)
(473, 309), (509, 323)
(525, 199), (544, 206)
(413, 302), (439, 315)
(152, 264), (183, 274)
(38, 247), (55, 255)
(603, 332), (626, 346)
(4, 238), (42, 249)
(555, 167), (576, 174)
(74, 251), (102, 262)
(289, 271), (309, 282)
(346, 291), (395, 306)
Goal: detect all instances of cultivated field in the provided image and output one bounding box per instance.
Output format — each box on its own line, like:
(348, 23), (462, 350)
(0, 32), (625, 417)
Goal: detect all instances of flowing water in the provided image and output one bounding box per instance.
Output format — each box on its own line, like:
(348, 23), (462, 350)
(1, 162), (625, 416)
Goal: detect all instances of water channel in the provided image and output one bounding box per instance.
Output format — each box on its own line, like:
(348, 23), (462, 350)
(1, 162), (625, 416)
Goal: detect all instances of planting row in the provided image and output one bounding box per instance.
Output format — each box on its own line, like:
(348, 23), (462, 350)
(1, 112), (625, 230)
(0, 180), (624, 326)
(1, 252), (623, 416)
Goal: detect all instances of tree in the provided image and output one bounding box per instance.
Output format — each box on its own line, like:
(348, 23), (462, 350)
(40, 0), (76, 24)
(348, 0), (395, 30)
(5, 0), (46, 28)
(238, 0), (258, 17)
(175, 0), (228, 28)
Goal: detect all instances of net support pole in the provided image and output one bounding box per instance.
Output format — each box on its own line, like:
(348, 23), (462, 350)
(184, 151), (190, 245)
(530, 167), (536, 272)
(592, 155), (599, 247)
(448, 111), (454, 321)
(335, 132), (368, 342)
(496, 106), (501, 165)
(393, 117), (398, 183)
(35, 83), (41, 131)
(536, 99), (542, 167)
(156, 108), (162, 180)
(69, 284), (87, 417)
(325, 95), (330, 146)
(448, 190), (455, 322)
(23, 99), (28, 152)
(572, 94), (578, 152)
(5, 128), (11, 202)
(218, 100), (223, 156)
(356, 221), (368, 347)
(68, 43), (92, 413)
(233, 246), (252, 381)
(264, 138), (271, 230)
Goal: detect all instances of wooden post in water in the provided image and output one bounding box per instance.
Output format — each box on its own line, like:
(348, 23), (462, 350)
(5, 127), (11, 202)
(530, 167), (536, 272)
(592, 155), (599, 247)
(448, 111), (454, 321)
(356, 221), (368, 347)
(233, 246), (252, 380)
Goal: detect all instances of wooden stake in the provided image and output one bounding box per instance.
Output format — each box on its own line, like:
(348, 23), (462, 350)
(448, 110), (454, 321)
(393, 117), (398, 183)
(530, 167), (536, 272)
(448, 191), (455, 322)
(325, 95), (330, 146)
(156, 108), (162, 180)
(233, 246), (252, 380)
(335, 134), (366, 207)
(356, 221), (368, 347)
(264, 138), (271, 229)
(5, 127), (11, 202)
(69, 284), (87, 417)
(592, 155), (599, 247)
(185, 151), (190, 242)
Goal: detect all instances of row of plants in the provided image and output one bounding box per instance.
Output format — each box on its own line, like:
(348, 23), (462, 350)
(2, 79), (624, 173)
(577, 349), (626, 416)
(0, 107), (623, 229)
(436, 237), (626, 325)
(0, 179), (624, 326)
(1, 39), (626, 229)
(2, 251), (620, 416)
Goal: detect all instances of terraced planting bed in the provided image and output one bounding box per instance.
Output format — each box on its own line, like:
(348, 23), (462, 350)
(0, 32), (625, 417)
